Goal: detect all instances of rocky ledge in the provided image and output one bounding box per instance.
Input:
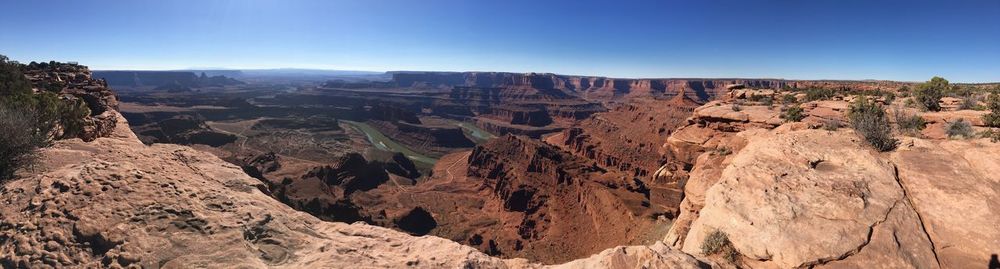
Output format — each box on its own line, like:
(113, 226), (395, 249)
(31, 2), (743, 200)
(23, 61), (120, 141)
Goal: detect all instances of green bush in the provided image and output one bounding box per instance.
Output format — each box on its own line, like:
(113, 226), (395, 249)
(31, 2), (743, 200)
(980, 129), (1000, 143)
(0, 104), (50, 181)
(913, 77), (947, 111)
(946, 85), (976, 98)
(959, 95), (980, 110)
(876, 89), (896, 105)
(782, 94), (798, 104)
(849, 96), (897, 151)
(804, 88), (836, 101)
(895, 110), (926, 136)
(0, 54), (90, 140)
(0, 55), (31, 95)
(945, 119), (974, 139)
(983, 92), (1000, 127)
(781, 105), (805, 122)
(702, 230), (739, 264)
(897, 86), (911, 97)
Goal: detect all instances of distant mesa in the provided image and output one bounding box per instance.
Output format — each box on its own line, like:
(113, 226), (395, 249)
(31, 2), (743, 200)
(93, 70), (244, 89)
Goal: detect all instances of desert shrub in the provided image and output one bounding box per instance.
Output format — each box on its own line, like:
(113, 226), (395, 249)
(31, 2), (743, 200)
(804, 87), (836, 101)
(761, 97), (773, 107)
(823, 119), (842, 131)
(849, 96), (897, 151)
(781, 105), (805, 122)
(946, 85), (976, 98)
(879, 90), (896, 105)
(984, 92), (1000, 127)
(945, 119), (974, 139)
(895, 110), (926, 136)
(959, 95), (980, 110)
(980, 129), (1000, 143)
(897, 86), (911, 97)
(715, 147), (732, 156)
(782, 94), (798, 104)
(58, 98), (91, 138)
(913, 77), (948, 111)
(0, 55), (31, 95)
(0, 104), (50, 181)
(0, 54), (90, 140)
(702, 230), (739, 264)
(731, 103), (742, 112)
(745, 94), (767, 102)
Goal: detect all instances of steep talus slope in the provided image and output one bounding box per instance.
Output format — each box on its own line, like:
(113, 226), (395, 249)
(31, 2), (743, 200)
(0, 113), (710, 268)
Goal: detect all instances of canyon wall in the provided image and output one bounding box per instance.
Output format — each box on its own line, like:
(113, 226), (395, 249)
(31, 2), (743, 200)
(390, 71), (789, 102)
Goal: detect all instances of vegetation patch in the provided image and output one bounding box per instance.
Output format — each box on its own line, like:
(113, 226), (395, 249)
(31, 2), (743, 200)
(803, 87), (836, 101)
(781, 105), (805, 122)
(980, 129), (1000, 143)
(782, 94), (798, 104)
(0, 104), (50, 181)
(849, 96), (897, 151)
(894, 110), (926, 136)
(983, 91), (1000, 128)
(702, 230), (739, 264)
(945, 119), (974, 139)
(913, 77), (947, 111)
(715, 147), (732, 156)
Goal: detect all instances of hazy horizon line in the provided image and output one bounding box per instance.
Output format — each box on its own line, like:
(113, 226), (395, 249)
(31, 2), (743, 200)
(83, 66), (1000, 84)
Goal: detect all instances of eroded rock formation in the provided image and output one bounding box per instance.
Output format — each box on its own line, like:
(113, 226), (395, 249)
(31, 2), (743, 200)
(23, 62), (120, 141)
(0, 111), (709, 268)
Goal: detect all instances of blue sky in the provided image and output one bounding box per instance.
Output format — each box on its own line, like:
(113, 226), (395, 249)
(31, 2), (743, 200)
(1, 0), (998, 82)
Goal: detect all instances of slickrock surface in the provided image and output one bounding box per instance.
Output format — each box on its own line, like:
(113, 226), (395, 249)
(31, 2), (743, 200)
(0, 113), (708, 268)
(891, 138), (1000, 269)
(680, 129), (936, 268)
(661, 94), (999, 268)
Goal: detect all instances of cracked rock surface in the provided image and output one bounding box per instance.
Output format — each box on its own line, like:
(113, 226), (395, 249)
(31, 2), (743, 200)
(667, 125), (998, 268)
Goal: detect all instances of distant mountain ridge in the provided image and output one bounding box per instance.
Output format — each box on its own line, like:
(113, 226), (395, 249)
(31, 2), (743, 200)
(93, 70), (244, 88)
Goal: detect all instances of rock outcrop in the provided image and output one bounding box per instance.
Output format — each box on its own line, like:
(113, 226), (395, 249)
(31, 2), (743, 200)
(659, 90), (1000, 268)
(23, 62), (120, 141)
(679, 129), (936, 268)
